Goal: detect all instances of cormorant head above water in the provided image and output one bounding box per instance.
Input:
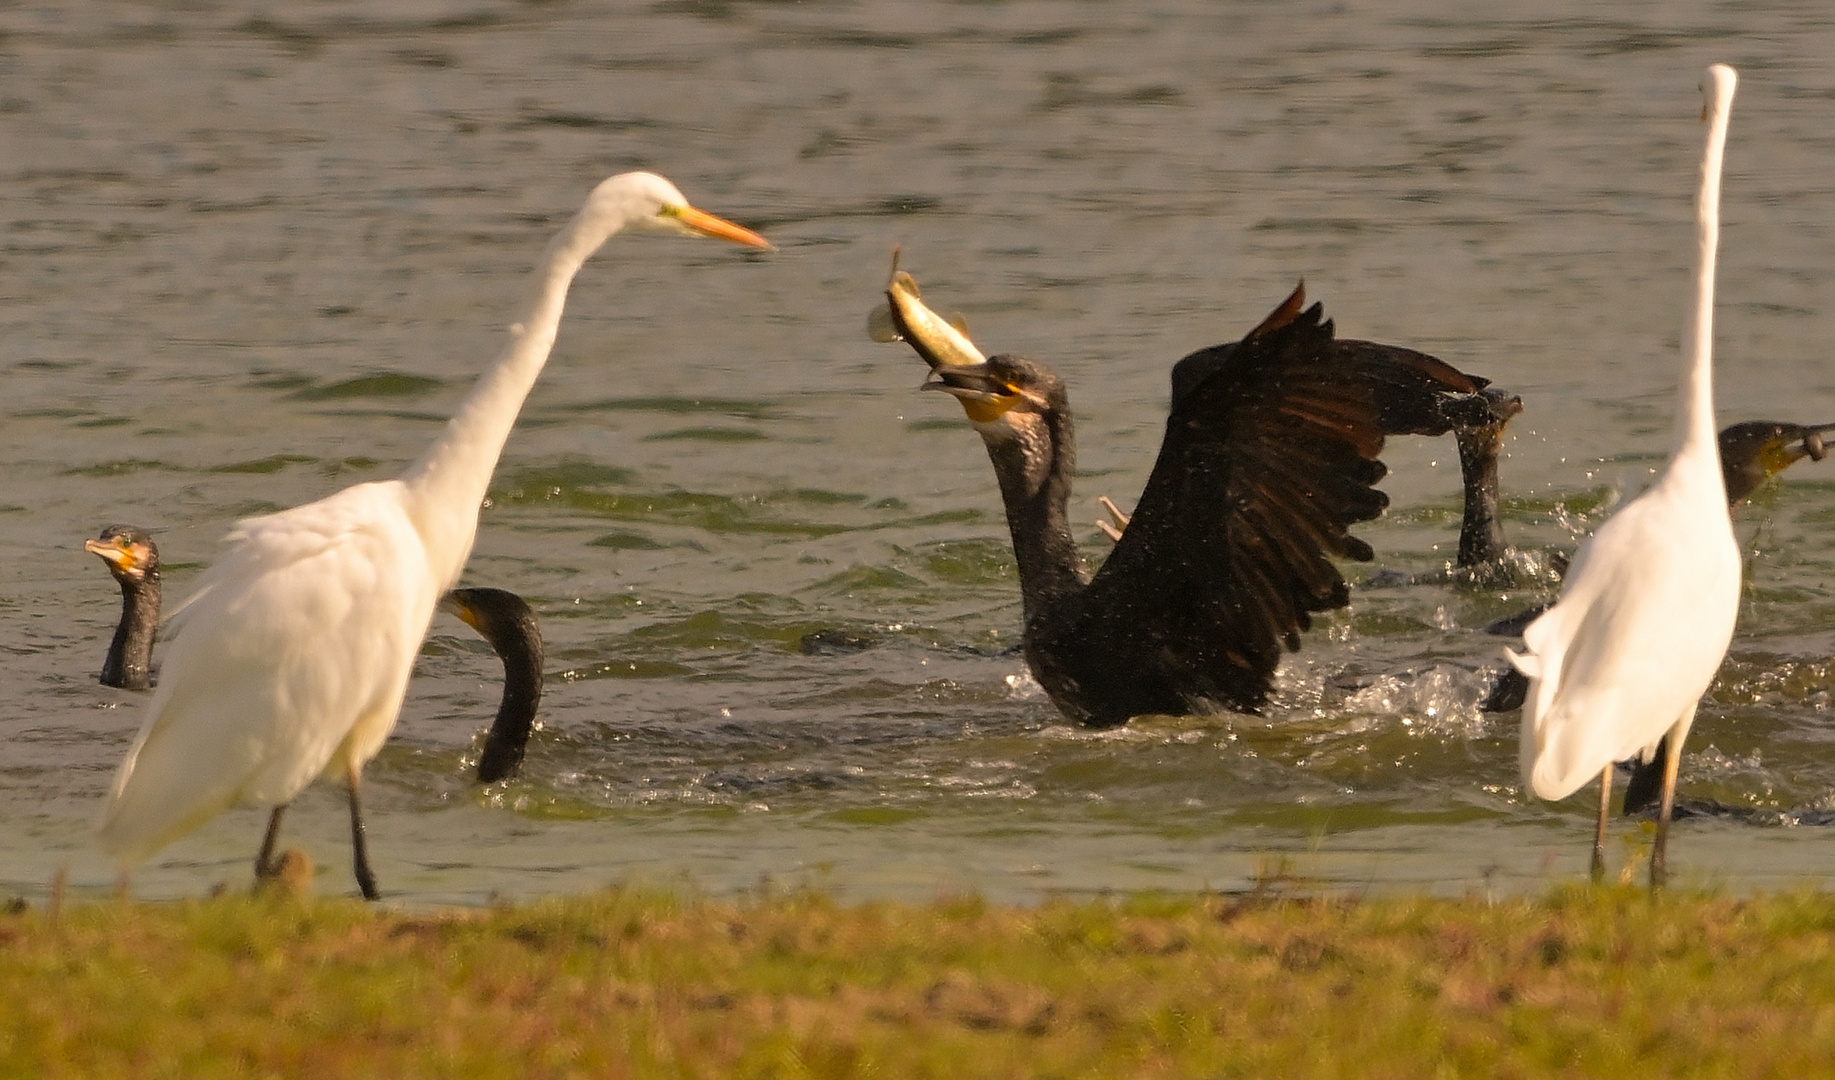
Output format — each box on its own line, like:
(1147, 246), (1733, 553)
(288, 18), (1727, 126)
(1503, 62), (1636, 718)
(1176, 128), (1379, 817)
(442, 587), (545, 785)
(1718, 420), (1835, 505)
(908, 283), (1390, 728)
(86, 524), (160, 691)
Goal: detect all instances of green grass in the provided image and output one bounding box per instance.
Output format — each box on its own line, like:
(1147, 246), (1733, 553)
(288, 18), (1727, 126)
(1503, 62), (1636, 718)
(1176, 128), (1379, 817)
(5, 883), (1835, 1078)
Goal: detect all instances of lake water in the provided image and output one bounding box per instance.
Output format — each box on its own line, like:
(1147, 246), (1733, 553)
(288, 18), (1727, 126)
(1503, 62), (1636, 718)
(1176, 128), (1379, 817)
(7, 0), (1835, 905)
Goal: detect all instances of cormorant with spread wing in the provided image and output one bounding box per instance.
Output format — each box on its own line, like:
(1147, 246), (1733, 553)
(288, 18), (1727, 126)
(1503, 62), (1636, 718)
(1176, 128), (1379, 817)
(911, 284), (1389, 727)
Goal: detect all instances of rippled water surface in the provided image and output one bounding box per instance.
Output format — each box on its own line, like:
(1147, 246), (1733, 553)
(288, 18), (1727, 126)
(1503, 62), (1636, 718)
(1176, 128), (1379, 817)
(9, 1), (1835, 904)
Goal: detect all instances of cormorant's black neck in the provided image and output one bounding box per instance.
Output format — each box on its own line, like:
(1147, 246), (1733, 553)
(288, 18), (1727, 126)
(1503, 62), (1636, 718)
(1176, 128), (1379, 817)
(982, 408), (1088, 626)
(101, 573), (159, 690)
(476, 610), (544, 784)
(1455, 422), (1506, 568)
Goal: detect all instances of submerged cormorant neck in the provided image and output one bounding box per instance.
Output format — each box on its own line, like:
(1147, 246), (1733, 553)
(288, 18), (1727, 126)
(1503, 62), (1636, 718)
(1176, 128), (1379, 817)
(477, 619), (543, 784)
(447, 587), (546, 784)
(1455, 422), (1506, 568)
(102, 571), (160, 691)
(979, 406), (1087, 624)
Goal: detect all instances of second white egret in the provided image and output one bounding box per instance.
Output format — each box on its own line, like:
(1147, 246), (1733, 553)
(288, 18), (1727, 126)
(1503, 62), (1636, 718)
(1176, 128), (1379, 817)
(1509, 65), (1742, 889)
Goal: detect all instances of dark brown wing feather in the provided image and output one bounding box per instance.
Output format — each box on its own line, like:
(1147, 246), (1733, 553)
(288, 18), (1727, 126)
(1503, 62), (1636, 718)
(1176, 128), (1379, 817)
(1034, 292), (1387, 720)
(1339, 339), (1494, 436)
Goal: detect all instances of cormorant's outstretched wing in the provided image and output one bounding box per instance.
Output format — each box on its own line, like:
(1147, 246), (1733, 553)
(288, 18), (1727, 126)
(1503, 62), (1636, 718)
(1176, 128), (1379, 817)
(1169, 305), (1492, 440)
(1336, 340), (1496, 436)
(1059, 286), (1388, 714)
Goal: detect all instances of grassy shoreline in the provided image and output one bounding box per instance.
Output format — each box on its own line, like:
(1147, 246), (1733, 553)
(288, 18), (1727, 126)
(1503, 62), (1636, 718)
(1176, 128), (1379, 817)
(6, 883), (1835, 1077)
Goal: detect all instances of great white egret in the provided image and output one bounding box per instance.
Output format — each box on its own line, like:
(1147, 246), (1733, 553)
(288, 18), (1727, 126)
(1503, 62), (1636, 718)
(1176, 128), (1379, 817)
(87, 530), (547, 785)
(85, 525), (161, 691)
(95, 172), (768, 898)
(883, 282), (1390, 727)
(1483, 418), (1835, 715)
(1508, 65), (1741, 889)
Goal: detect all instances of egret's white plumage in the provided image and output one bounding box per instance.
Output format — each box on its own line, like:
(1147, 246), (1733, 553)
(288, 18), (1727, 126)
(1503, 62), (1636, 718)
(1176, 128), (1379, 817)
(95, 172), (768, 892)
(1509, 65), (1741, 886)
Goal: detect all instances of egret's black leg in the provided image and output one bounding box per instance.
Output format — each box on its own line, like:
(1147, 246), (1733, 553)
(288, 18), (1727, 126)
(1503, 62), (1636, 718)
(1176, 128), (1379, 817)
(346, 771), (379, 901)
(255, 805), (288, 880)
(1591, 765), (1612, 883)
(1651, 729), (1686, 892)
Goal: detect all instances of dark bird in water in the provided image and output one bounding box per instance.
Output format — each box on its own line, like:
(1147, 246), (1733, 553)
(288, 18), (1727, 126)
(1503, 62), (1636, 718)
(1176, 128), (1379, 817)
(1480, 419), (1835, 815)
(442, 587), (545, 783)
(899, 283), (1390, 727)
(86, 525), (161, 691)
(1354, 345), (1524, 570)
(1717, 420), (1835, 505)
(867, 253), (1521, 579)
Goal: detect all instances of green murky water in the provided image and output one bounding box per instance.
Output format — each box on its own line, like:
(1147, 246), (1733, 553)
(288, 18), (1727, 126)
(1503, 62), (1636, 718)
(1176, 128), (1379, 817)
(7, 1), (1835, 904)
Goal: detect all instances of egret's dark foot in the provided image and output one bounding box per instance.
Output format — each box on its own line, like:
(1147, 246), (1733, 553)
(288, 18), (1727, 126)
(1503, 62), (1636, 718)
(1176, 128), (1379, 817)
(253, 849), (314, 899)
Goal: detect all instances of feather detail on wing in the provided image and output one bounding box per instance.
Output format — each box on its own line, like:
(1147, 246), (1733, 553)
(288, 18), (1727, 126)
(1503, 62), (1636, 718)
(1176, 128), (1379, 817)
(1078, 285), (1389, 709)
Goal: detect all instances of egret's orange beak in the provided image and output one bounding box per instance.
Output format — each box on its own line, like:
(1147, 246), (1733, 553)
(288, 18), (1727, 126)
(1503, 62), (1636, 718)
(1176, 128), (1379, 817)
(670, 205), (772, 249)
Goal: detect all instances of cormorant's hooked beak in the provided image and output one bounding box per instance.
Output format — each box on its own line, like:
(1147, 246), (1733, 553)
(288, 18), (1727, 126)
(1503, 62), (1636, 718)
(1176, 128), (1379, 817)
(660, 204), (773, 250)
(924, 365), (1023, 424)
(85, 536), (142, 574)
(439, 592), (485, 633)
(1482, 386), (1526, 426)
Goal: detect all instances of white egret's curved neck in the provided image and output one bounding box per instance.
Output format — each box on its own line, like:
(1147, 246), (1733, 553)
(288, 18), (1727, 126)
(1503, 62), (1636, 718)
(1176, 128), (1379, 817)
(1672, 64), (1738, 466)
(399, 208), (621, 588)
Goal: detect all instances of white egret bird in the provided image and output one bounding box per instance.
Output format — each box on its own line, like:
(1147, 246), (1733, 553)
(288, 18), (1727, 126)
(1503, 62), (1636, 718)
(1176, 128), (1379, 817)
(86, 528), (547, 786)
(95, 173), (768, 899)
(1509, 65), (1741, 889)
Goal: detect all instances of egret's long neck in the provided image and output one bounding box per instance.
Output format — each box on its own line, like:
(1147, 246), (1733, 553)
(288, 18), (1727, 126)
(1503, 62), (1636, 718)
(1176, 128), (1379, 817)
(1671, 79), (1735, 473)
(399, 213), (618, 587)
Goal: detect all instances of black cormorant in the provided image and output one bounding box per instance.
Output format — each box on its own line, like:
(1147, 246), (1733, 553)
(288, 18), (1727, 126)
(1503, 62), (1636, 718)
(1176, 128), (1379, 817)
(905, 283), (1390, 727)
(85, 525), (160, 691)
(442, 587), (545, 784)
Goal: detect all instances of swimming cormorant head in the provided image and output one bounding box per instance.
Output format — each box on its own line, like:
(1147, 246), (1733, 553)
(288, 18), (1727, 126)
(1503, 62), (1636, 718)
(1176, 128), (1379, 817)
(86, 524), (161, 691)
(85, 524), (159, 588)
(442, 587), (545, 784)
(1718, 420), (1835, 505)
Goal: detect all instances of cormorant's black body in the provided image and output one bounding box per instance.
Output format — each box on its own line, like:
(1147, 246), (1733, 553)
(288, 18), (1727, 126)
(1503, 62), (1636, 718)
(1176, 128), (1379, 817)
(88, 525), (160, 691)
(932, 286), (1391, 728)
(445, 587), (545, 783)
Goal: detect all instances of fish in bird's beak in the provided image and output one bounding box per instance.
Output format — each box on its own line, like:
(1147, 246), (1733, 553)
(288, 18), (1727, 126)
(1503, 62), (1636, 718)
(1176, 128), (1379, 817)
(1798, 425), (1834, 462)
(1769, 422), (1835, 473)
(662, 204), (773, 249)
(922, 364), (1025, 424)
(867, 248), (987, 371)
